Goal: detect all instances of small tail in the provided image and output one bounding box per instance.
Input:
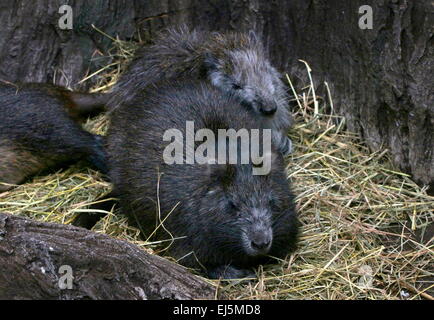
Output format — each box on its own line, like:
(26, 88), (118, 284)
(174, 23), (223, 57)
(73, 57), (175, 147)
(64, 91), (110, 120)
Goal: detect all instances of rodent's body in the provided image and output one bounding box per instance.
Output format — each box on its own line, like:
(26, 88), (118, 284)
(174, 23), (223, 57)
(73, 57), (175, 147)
(107, 81), (298, 278)
(110, 26), (293, 155)
(0, 82), (108, 192)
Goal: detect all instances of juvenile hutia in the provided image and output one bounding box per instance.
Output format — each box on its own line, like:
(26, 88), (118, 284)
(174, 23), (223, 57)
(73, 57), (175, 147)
(0, 82), (108, 192)
(107, 80), (298, 279)
(110, 25), (293, 156)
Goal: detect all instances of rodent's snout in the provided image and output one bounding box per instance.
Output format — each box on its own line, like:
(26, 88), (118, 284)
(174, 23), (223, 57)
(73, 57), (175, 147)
(243, 224), (273, 256)
(250, 232), (272, 252)
(259, 103), (277, 116)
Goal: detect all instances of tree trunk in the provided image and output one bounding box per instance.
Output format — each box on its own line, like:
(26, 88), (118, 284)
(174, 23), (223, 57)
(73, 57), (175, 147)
(0, 213), (216, 300)
(0, 0), (432, 191)
(282, 0), (434, 194)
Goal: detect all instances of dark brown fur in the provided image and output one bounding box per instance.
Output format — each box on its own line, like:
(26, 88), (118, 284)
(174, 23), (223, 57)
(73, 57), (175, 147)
(0, 82), (108, 192)
(107, 80), (298, 279)
(110, 25), (293, 155)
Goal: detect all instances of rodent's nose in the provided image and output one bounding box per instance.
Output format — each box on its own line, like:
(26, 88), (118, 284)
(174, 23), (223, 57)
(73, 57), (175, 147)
(251, 237), (271, 251)
(259, 104), (277, 116)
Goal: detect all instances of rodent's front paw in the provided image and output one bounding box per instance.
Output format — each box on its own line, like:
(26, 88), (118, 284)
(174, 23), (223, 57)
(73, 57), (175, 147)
(208, 265), (256, 280)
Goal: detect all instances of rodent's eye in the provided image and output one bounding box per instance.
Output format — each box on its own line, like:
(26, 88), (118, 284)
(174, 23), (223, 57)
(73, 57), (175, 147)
(232, 83), (242, 90)
(228, 200), (238, 211)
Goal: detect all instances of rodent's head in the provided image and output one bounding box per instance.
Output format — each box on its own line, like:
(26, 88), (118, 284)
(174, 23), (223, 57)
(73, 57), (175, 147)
(199, 158), (289, 258)
(204, 32), (288, 117)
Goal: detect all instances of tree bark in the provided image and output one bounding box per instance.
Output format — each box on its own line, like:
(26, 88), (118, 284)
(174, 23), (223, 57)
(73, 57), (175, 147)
(0, 0), (432, 191)
(0, 213), (216, 300)
(282, 0), (434, 194)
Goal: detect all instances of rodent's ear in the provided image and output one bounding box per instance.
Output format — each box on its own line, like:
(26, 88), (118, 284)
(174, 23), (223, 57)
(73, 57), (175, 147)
(247, 30), (262, 46)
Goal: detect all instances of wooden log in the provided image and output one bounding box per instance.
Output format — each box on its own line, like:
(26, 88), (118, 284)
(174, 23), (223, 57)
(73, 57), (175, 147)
(0, 212), (217, 300)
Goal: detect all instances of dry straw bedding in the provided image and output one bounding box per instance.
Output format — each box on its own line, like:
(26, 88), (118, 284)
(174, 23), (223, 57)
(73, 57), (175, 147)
(0, 38), (432, 300)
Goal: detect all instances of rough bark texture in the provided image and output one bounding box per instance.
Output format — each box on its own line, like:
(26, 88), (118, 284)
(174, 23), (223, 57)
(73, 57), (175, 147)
(282, 0), (434, 193)
(0, 0), (432, 190)
(0, 213), (216, 300)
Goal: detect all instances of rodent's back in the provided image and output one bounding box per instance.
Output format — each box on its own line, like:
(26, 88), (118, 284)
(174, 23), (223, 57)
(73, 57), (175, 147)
(109, 26), (293, 155)
(0, 82), (108, 191)
(109, 26), (264, 109)
(0, 82), (85, 146)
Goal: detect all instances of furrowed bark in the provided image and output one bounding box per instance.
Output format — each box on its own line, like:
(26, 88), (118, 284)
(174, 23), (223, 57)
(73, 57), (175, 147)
(0, 213), (217, 300)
